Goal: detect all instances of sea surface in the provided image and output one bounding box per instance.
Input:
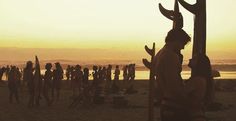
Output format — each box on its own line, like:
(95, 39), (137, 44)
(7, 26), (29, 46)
(1, 59), (236, 80)
(134, 70), (236, 79)
(1, 70), (235, 81)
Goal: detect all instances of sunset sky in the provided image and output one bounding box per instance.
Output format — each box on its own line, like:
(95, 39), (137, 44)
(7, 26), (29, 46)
(0, 0), (236, 62)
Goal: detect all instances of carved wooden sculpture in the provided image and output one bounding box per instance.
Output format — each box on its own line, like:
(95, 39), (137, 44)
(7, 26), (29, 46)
(142, 43), (155, 121)
(159, 0), (183, 29)
(159, 0), (207, 75)
(177, 0), (206, 76)
(34, 56), (42, 106)
(178, 0), (206, 55)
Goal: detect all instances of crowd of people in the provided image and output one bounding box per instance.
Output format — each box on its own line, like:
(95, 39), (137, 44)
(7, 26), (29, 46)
(0, 62), (136, 107)
(0, 28), (215, 121)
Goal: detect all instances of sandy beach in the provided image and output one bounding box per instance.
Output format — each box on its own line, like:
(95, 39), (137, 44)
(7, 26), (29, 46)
(0, 79), (235, 121)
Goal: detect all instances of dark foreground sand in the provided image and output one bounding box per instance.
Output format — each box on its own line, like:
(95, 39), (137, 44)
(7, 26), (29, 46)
(0, 80), (236, 121)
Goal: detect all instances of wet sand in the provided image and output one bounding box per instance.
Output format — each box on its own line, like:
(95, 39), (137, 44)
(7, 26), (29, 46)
(0, 79), (235, 121)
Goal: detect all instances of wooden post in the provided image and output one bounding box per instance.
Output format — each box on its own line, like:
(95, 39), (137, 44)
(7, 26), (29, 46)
(143, 43), (155, 121)
(34, 56), (42, 106)
(178, 0), (207, 75)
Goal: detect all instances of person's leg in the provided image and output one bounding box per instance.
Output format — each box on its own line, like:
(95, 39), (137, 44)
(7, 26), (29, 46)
(8, 85), (12, 103)
(9, 90), (13, 103)
(15, 87), (19, 104)
(72, 86), (76, 97)
(44, 88), (51, 106)
(56, 88), (60, 101)
(28, 92), (34, 107)
(51, 85), (55, 100)
(35, 91), (40, 106)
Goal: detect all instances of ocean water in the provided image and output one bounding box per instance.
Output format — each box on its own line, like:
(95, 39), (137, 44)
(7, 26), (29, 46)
(58, 70), (236, 79)
(129, 71), (236, 80)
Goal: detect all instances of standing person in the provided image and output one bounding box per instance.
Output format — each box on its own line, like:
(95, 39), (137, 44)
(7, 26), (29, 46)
(43, 63), (53, 106)
(16, 67), (22, 91)
(114, 65), (120, 81)
(0, 67), (6, 81)
(92, 65), (98, 88)
(83, 67), (89, 86)
(70, 66), (75, 88)
(77, 66), (83, 90)
(52, 62), (63, 102)
(5, 65), (10, 80)
(66, 65), (71, 88)
(106, 65), (112, 90)
(128, 64), (135, 85)
(101, 67), (106, 84)
(72, 65), (83, 97)
(66, 65), (71, 81)
(71, 66), (76, 96)
(131, 64), (135, 81)
(8, 66), (20, 103)
(24, 61), (34, 107)
(154, 29), (191, 121)
(123, 65), (128, 84)
(98, 66), (102, 84)
(125, 64), (137, 94)
(185, 54), (214, 121)
(112, 65), (120, 93)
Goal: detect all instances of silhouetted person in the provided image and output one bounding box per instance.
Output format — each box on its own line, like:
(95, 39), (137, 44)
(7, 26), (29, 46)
(131, 64), (135, 80)
(123, 65), (128, 83)
(16, 67), (22, 89)
(70, 66), (75, 88)
(5, 65), (10, 80)
(43, 63), (53, 106)
(114, 65), (120, 81)
(127, 64), (135, 82)
(98, 66), (102, 84)
(77, 66), (83, 90)
(23, 67), (28, 87)
(83, 67), (89, 86)
(154, 29), (191, 121)
(0, 67), (6, 81)
(125, 64), (137, 94)
(91, 65), (99, 97)
(24, 61), (34, 107)
(105, 65), (112, 91)
(92, 65), (98, 88)
(8, 66), (20, 103)
(185, 54), (214, 121)
(101, 67), (106, 84)
(72, 65), (83, 97)
(112, 65), (120, 93)
(52, 62), (63, 102)
(66, 65), (71, 81)
(66, 65), (71, 87)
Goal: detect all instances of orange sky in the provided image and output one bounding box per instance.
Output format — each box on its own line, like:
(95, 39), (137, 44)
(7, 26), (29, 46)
(0, 0), (236, 62)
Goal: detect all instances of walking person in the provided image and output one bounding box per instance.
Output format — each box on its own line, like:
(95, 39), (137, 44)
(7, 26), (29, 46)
(43, 63), (53, 106)
(24, 61), (34, 107)
(8, 66), (20, 104)
(52, 62), (63, 102)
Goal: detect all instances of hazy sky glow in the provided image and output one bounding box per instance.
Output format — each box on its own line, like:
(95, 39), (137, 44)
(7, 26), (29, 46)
(0, 0), (236, 60)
